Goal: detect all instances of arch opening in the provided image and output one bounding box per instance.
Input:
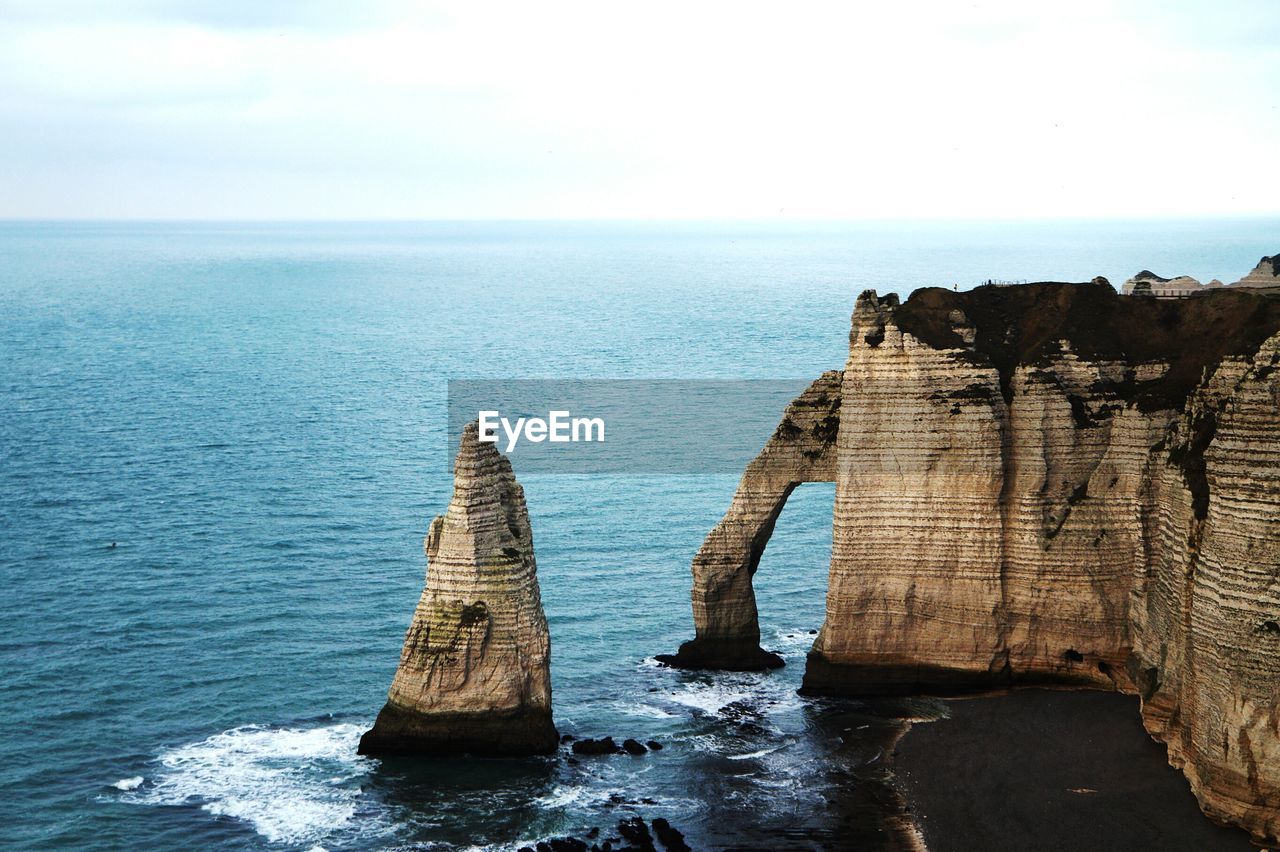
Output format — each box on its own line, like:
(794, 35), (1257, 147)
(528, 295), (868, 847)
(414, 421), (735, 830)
(658, 371), (841, 670)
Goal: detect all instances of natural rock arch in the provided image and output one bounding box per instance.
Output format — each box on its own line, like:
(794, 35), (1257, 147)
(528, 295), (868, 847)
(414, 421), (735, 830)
(658, 370), (842, 670)
(664, 281), (1280, 843)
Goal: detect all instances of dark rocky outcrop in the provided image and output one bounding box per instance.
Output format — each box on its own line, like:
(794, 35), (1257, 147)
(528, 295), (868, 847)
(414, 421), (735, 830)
(621, 738), (647, 755)
(571, 737), (624, 756)
(520, 818), (689, 852)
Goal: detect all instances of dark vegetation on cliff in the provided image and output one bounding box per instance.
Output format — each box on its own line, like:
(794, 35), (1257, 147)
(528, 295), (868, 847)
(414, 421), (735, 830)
(893, 280), (1280, 412)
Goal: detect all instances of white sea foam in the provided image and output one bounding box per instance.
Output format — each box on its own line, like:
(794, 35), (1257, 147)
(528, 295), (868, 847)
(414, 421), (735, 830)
(770, 628), (818, 653)
(113, 776), (144, 791)
(614, 701), (679, 719)
(724, 746), (782, 761)
(665, 675), (801, 719)
(534, 784), (627, 810)
(127, 722), (387, 846)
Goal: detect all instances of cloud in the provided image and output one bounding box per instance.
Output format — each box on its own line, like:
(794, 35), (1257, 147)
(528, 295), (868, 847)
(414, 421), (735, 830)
(0, 0), (410, 31)
(0, 0), (1277, 218)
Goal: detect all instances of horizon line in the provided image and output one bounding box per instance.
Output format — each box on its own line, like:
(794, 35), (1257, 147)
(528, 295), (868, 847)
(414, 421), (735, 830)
(3, 212), (1280, 226)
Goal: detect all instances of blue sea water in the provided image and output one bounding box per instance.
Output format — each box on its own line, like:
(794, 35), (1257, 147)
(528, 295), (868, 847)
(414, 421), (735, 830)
(2, 218), (1277, 850)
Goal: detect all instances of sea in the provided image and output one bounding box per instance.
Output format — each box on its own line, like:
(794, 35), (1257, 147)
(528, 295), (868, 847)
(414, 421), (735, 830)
(2, 218), (1277, 850)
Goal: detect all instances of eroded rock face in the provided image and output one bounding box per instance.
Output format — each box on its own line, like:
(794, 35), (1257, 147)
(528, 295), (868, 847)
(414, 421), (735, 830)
(1121, 270), (1206, 295)
(658, 371), (842, 670)
(359, 423), (556, 756)
(1232, 254), (1280, 289)
(807, 283), (1280, 841)
(1130, 330), (1280, 841)
(806, 284), (1196, 694)
(681, 279), (1280, 841)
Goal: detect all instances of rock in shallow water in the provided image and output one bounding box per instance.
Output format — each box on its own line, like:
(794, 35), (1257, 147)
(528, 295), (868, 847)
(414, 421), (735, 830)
(359, 422), (557, 756)
(571, 737), (623, 755)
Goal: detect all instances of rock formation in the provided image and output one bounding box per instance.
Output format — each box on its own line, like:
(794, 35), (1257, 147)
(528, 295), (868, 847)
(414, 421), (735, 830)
(1232, 253), (1280, 289)
(1121, 270), (1208, 296)
(657, 371), (842, 670)
(360, 423), (557, 756)
(675, 277), (1280, 842)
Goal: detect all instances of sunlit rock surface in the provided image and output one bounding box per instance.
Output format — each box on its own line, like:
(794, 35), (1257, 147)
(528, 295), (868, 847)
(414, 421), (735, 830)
(360, 423), (556, 756)
(680, 277), (1280, 842)
(1121, 270), (1207, 295)
(1232, 253), (1280, 289)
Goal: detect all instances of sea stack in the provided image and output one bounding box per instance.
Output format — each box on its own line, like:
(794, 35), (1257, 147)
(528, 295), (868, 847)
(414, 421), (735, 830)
(359, 423), (557, 756)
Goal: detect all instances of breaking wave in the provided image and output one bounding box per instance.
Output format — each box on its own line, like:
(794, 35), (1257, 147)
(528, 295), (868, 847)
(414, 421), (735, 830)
(123, 722), (388, 846)
(663, 673), (801, 719)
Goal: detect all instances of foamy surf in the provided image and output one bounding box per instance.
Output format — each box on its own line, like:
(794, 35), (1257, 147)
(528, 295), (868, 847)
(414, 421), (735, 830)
(725, 746), (783, 761)
(113, 776), (144, 791)
(664, 674), (801, 719)
(534, 784), (627, 810)
(613, 701), (679, 719)
(125, 721), (388, 846)
(770, 628), (818, 654)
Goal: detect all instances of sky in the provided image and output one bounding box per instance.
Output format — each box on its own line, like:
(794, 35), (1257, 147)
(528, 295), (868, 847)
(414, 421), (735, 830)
(0, 1), (1278, 220)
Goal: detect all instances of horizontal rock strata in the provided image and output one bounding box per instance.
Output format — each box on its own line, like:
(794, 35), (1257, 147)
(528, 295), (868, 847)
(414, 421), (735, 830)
(360, 423), (556, 756)
(1122, 270), (1210, 295)
(1232, 253), (1280, 289)
(683, 277), (1280, 842)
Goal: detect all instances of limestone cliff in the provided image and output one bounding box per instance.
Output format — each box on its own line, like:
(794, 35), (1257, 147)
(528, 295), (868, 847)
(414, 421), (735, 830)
(360, 423), (557, 756)
(1233, 253), (1280, 289)
(676, 279), (1280, 842)
(1121, 270), (1208, 295)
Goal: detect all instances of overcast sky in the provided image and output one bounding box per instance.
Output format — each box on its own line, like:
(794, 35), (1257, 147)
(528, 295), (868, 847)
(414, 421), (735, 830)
(1, 1), (1277, 219)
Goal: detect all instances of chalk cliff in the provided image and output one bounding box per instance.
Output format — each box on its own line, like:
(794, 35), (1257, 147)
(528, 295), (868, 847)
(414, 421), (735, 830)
(675, 278), (1280, 842)
(1121, 270), (1208, 295)
(1233, 254), (1280, 289)
(360, 423), (557, 756)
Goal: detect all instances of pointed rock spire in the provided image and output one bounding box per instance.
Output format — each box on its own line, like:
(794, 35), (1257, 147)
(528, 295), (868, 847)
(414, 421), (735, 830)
(359, 422), (557, 756)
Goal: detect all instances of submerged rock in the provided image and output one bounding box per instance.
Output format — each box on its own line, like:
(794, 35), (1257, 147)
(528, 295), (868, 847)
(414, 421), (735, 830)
(615, 818), (653, 850)
(358, 423), (556, 756)
(523, 819), (688, 852)
(571, 737), (624, 755)
(651, 818), (690, 852)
